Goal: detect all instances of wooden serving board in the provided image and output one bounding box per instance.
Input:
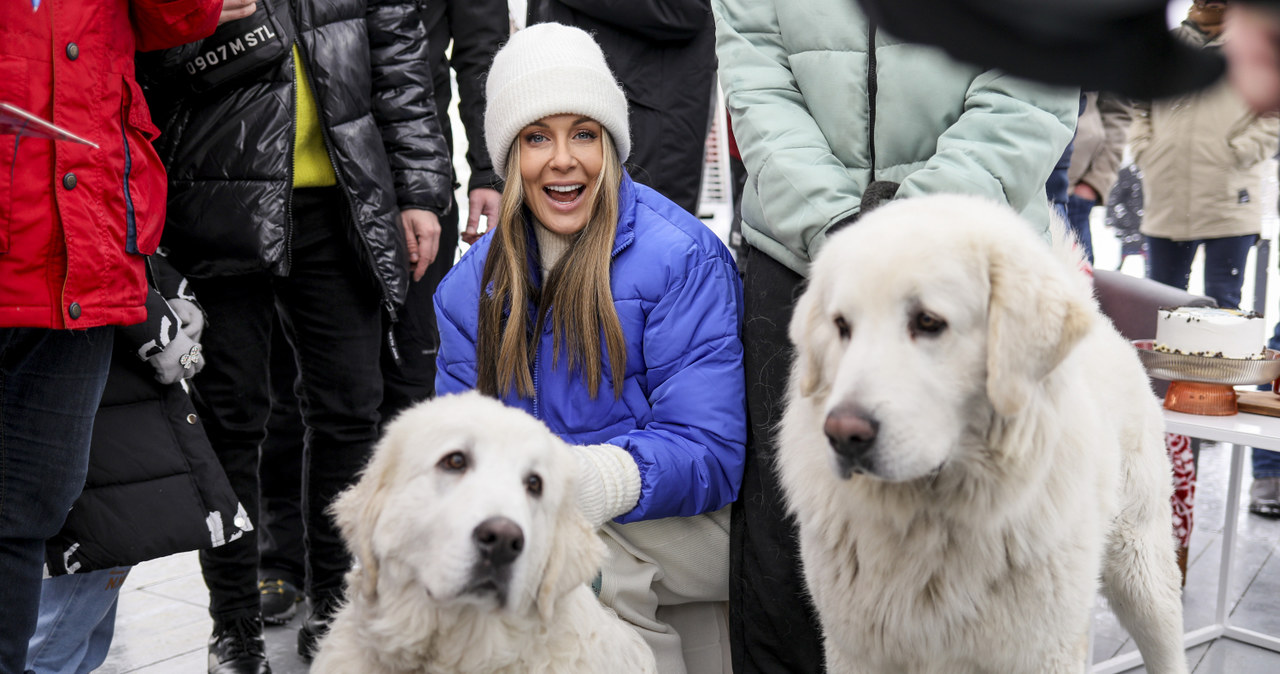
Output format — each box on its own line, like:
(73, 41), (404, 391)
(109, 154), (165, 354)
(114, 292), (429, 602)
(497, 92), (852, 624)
(1236, 391), (1280, 418)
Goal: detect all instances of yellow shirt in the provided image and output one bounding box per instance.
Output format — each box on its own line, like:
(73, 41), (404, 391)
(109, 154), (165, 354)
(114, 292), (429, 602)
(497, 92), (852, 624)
(292, 45), (337, 188)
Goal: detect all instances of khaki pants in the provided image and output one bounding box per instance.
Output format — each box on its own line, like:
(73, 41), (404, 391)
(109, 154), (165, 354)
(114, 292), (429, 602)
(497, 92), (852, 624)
(599, 506), (732, 674)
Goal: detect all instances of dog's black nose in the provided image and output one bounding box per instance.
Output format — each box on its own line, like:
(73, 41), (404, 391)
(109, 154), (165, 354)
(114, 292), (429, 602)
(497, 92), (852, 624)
(824, 404), (878, 478)
(473, 517), (524, 566)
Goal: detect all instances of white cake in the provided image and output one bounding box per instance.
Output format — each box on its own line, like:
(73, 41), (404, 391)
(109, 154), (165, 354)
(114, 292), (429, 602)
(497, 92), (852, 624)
(1154, 306), (1266, 359)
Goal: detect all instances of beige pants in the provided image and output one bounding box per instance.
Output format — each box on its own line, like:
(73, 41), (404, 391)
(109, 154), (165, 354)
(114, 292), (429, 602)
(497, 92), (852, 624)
(598, 506), (732, 674)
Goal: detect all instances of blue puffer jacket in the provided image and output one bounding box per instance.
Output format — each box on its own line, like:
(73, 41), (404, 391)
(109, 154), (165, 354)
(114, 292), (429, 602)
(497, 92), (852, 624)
(435, 174), (746, 523)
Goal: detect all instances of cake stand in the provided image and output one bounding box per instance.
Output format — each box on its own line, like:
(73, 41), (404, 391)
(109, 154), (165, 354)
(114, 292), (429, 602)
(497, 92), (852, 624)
(1132, 340), (1280, 415)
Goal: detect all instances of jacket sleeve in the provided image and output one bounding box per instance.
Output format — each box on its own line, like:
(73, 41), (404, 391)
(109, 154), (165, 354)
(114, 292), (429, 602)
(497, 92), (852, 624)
(1078, 92), (1132, 204)
(433, 258), (484, 396)
(608, 254), (746, 523)
(365, 0), (454, 215)
(447, 0), (507, 192)
(130, 0), (220, 52)
(892, 71), (1078, 213)
(1129, 99), (1153, 163)
(1227, 112), (1280, 171)
(535, 0), (710, 42)
(712, 0), (863, 263)
(116, 288), (182, 361)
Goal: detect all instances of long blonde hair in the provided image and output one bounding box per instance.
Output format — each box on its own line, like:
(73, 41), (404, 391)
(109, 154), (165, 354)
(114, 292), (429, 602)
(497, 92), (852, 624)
(476, 130), (627, 400)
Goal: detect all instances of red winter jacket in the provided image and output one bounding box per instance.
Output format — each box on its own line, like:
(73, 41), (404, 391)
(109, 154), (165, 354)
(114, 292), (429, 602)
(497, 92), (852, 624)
(0, 0), (219, 329)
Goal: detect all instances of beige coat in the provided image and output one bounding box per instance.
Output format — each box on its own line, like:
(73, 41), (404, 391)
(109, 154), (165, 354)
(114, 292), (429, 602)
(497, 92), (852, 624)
(1131, 24), (1279, 241)
(1068, 91), (1132, 205)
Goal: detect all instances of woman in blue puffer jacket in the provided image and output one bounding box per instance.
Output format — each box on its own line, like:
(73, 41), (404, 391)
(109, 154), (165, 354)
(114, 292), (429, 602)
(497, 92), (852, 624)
(434, 23), (745, 674)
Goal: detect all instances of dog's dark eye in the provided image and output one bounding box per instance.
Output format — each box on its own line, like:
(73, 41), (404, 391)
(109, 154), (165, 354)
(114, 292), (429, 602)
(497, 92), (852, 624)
(911, 311), (947, 336)
(525, 473), (543, 496)
(834, 315), (851, 340)
(438, 451), (467, 472)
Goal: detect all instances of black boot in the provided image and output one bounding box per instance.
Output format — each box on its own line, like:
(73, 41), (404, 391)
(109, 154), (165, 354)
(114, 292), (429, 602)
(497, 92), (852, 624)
(297, 595), (342, 661)
(208, 614), (271, 674)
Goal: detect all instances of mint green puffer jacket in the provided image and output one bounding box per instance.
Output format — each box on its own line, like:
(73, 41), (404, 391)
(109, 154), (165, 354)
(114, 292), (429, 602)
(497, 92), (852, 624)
(713, 0), (1079, 275)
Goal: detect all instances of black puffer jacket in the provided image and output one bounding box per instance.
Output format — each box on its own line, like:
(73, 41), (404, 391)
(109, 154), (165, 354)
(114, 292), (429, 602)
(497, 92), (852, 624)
(141, 0), (452, 311)
(527, 0), (716, 214)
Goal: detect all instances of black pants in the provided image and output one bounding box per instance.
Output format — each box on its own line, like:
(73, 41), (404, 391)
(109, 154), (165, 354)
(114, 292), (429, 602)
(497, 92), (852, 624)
(256, 198), (460, 587)
(729, 245), (825, 673)
(192, 187), (384, 620)
(257, 324), (306, 589)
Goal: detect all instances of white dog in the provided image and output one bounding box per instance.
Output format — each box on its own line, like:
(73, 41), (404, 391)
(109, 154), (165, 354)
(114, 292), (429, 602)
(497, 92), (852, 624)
(311, 392), (656, 674)
(778, 194), (1188, 673)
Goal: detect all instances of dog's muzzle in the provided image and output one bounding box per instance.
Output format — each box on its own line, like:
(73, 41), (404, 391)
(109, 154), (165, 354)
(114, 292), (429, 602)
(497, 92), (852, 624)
(824, 404), (879, 479)
(467, 516), (524, 604)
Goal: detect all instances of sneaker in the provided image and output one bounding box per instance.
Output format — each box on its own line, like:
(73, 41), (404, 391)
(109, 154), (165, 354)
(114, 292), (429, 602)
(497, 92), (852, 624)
(297, 595), (341, 662)
(208, 614), (271, 674)
(258, 577), (302, 626)
(1249, 477), (1280, 518)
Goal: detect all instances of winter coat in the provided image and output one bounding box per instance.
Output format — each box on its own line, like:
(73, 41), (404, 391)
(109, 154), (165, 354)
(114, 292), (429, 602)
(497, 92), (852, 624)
(855, 0), (1226, 100)
(1068, 91), (1132, 206)
(1131, 23), (1280, 242)
(713, 0), (1079, 275)
(0, 0), (219, 329)
(45, 266), (245, 575)
(421, 0), (506, 194)
(435, 174), (746, 523)
(528, 0), (717, 214)
(139, 0), (453, 311)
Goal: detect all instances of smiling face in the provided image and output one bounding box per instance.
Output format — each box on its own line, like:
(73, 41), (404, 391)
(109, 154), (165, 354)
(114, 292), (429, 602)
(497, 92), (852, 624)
(518, 114), (606, 236)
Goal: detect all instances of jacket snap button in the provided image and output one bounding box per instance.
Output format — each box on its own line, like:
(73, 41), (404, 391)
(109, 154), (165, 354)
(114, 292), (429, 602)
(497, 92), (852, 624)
(66, 43), (79, 60)
(62, 173), (77, 190)
(68, 302), (82, 319)
(186, 413), (198, 424)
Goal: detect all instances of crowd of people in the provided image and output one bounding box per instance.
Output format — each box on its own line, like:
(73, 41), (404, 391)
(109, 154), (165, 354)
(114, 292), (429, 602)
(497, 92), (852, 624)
(5, 0), (1280, 673)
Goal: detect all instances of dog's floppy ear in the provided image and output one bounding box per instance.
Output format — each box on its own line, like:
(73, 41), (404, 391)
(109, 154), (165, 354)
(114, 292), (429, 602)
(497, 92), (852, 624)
(985, 247), (1095, 418)
(331, 430), (397, 600)
(537, 444), (607, 622)
(789, 280), (830, 399)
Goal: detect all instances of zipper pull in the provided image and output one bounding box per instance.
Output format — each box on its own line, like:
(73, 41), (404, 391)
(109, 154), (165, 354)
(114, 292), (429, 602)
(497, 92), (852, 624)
(386, 327), (402, 367)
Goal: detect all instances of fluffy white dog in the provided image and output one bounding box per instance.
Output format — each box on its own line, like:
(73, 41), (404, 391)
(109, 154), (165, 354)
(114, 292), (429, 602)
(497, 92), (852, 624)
(778, 194), (1188, 673)
(311, 392), (656, 673)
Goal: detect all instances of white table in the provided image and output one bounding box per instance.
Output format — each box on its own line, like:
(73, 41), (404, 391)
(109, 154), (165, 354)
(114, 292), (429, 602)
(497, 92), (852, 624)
(1093, 410), (1280, 673)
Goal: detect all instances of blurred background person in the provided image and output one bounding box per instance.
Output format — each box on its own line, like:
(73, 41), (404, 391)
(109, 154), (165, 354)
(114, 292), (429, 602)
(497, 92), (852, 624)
(1066, 91), (1133, 265)
(1131, 0), (1278, 313)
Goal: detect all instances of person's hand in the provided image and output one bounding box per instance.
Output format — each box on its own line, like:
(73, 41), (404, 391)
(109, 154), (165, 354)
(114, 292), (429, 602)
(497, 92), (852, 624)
(218, 0), (257, 26)
(147, 330), (204, 384)
(402, 208), (441, 282)
(463, 188), (502, 246)
(1225, 4), (1280, 114)
(168, 298), (204, 343)
(1071, 183), (1098, 202)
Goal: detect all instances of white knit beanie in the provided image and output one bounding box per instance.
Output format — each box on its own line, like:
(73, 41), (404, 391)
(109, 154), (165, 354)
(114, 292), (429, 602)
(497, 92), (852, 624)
(485, 23), (630, 177)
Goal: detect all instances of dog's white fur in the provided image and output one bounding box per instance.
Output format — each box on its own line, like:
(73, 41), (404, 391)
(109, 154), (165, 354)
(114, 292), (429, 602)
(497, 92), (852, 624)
(779, 195), (1188, 673)
(311, 392), (655, 674)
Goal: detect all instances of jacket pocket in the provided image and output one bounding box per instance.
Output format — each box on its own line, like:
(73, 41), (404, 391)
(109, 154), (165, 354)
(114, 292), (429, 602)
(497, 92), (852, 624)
(119, 76), (166, 255)
(0, 58), (28, 254)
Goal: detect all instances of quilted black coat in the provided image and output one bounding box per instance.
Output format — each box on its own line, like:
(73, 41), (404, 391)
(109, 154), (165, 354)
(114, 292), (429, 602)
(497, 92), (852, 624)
(140, 0), (452, 312)
(46, 259), (246, 574)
